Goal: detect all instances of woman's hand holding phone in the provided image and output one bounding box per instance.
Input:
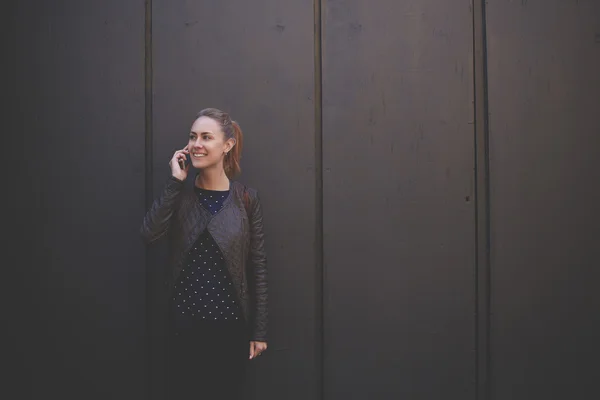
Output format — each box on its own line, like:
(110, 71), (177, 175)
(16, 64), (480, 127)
(169, 145), (190, 181)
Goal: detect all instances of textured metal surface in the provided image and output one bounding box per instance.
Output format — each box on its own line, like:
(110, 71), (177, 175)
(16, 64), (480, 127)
(13, 1), (600, 398)
(486, 1), (600, 399)
(152, 1), (318, 399)
(12, 1), (147, 399)
(322, 1), (476, 398)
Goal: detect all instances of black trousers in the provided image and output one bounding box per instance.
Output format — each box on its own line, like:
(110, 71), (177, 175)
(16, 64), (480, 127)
(167, 319), (248, 400)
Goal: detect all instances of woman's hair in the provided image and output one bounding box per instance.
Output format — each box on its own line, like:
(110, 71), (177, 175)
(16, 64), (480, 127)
(196, 108), (243, 179)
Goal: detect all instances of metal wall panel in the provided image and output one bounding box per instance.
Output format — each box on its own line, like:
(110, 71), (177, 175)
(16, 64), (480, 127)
(322, 1), (477, 398)
(152, 1), (318, 399)
(486, 1), (600, 399)
(12, 1), (147, 399)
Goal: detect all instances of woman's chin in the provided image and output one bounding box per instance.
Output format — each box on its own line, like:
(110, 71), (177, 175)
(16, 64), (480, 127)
(192, 160), (218, 170)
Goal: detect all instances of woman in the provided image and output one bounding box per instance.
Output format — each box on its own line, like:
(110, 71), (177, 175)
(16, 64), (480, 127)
(140, 108), (268, 399)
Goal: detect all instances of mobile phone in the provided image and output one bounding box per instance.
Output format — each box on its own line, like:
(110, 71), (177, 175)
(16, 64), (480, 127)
(178, 153), (191, 170)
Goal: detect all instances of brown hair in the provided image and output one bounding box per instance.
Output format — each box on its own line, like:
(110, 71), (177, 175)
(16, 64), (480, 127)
(196, 108), (243, 179)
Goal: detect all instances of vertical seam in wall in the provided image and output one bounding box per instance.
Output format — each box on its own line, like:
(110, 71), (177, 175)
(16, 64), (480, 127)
(473, 0), (491, 399)
(144, 0), (153, 398)
(314, 0), (324, 399)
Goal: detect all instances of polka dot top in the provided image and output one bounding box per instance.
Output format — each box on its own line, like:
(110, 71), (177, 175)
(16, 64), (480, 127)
(171, 187), (243, 328)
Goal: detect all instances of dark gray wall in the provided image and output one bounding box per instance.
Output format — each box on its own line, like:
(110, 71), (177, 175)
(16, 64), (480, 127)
(150, 1), (319, 400)
(322, 1), (476, 398)
(10, 0), (600, 399)
(11, 1), (146, 399)
(486, 1), (600, 399)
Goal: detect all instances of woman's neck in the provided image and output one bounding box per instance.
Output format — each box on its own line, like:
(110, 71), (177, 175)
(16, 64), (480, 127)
(195, 168), (230, 191)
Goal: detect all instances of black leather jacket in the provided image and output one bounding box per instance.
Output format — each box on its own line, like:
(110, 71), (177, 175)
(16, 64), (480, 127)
(140, 176), (268, 341)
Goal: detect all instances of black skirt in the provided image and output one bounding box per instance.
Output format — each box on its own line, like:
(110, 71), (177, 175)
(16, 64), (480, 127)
(167, 318), (248, 399)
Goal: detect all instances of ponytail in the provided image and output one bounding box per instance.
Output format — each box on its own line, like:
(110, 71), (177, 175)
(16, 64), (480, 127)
(195, 108), (243, 179)
(224, 120), (243, 179)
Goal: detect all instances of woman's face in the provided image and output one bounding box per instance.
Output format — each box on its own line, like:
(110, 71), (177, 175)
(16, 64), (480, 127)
(188, 116), (234, 171)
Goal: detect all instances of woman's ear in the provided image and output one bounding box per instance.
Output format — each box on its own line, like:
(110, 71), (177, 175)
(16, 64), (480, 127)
(225, 137), (236, 153)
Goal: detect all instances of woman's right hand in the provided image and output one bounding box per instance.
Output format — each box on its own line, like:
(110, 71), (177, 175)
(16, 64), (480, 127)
(169, 146), (190, 181)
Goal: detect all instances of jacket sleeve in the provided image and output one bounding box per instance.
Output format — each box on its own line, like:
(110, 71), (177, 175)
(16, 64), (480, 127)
(248, 189), (268, 342)
(140, 176), (184, 244)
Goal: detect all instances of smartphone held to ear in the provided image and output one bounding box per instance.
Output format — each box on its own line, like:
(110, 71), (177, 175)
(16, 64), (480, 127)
(178, 153), (192, 170)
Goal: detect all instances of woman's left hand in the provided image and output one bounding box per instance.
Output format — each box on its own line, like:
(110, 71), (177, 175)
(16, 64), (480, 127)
(249, 341), (267, 360)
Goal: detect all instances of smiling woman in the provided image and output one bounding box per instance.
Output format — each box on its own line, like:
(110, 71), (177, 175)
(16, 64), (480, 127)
(141, 108), (268, 399)
(182, 108), (244, 181)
